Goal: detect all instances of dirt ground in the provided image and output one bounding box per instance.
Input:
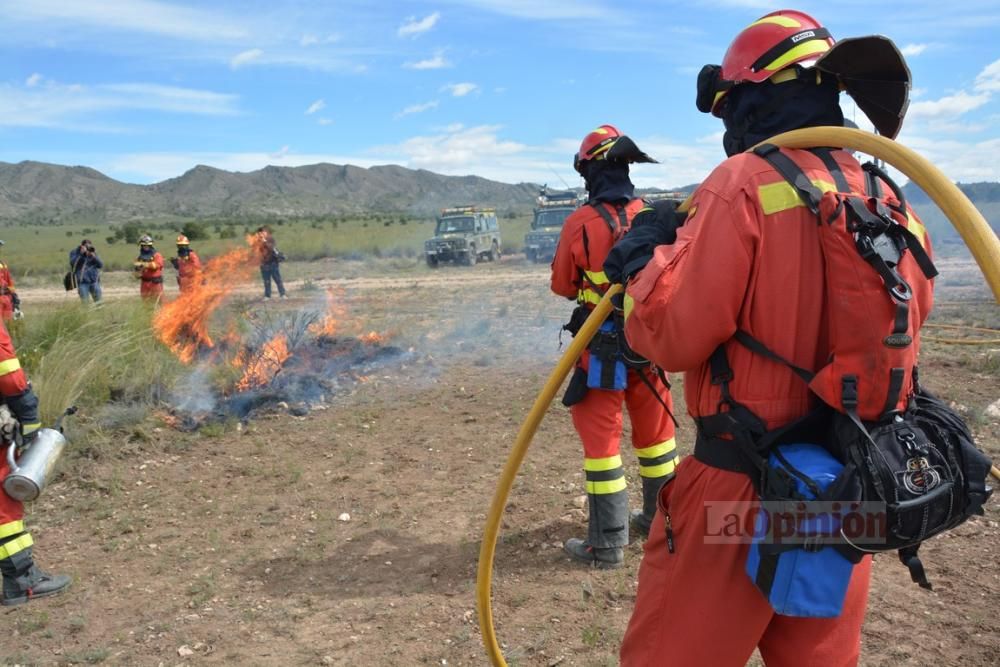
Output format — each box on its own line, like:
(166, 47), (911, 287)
(3, 256), (999, 666)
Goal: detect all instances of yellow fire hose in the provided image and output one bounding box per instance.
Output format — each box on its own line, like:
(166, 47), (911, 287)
(476, 127), (1000, 667)
(922, 323), (1000, 346)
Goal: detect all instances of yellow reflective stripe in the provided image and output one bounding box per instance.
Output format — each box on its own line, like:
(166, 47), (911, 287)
(763, 40), (831, 74)
(758, 179), (837, 215)
(635, 439), (676, 460)
(0, 520), (25, 539)
(623, 293), (634, 321)
(585, 270), (609, 285)
(770, 68), (799, 84)
(0, 533), (32, 559)
(584, 454), (623, 472)
(641, 458), (679, 479)
(591, 143), (613, 158)
(749, 15), (802, 29)
(577, 289), (601, 305)
(593, 126), (610, 135)
(0, 358), (22, 376)
(907, 213), (928, 249)
(586, 477), (628, 495)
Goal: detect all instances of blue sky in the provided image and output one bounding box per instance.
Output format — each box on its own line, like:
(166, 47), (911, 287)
(1, 0), (998, 188)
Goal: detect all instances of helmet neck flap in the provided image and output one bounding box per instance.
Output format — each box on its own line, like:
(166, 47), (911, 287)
(721, 68), (844, 156)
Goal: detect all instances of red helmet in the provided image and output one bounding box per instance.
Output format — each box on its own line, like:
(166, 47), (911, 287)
(704, 10), (835, 116)
(574, 124), (622, 173)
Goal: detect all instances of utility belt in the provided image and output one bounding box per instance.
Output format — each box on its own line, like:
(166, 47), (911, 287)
(141, 276), (163, 284)
(0, 286), (11, 296)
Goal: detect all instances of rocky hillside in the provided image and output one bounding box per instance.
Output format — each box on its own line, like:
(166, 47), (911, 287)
(1, 159), (996, 234)
(0, 160), (541, 222)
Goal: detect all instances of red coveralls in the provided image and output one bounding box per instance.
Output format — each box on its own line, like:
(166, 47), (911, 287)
(551, 200), (678, 549)
(176, 251), (203, 294)
(619, 149), (933, 666)
(0, 263), (17, 321)
(0, 325), (37, 562)
(138, 252), (165, 301)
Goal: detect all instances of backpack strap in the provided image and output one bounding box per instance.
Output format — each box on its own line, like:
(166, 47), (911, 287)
(589, 202), (629, 239)
(899, 545), (933, 590)
(752, 144), (823, 215)
(811, 148), (851, 193)
(733, 330), (815, 384)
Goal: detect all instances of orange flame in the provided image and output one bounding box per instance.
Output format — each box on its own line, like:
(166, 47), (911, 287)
(235, 333), (290, 391)
(359, 331), (386, 344)
(308, 288), (348, 338)
(154, 244), (258, 363)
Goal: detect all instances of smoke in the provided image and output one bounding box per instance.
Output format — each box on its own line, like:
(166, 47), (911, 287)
(170, 363), (218, 415)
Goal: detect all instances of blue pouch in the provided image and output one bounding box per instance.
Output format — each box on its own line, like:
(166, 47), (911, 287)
(745, 443), (855, 618)
(587, 321), (626, 391)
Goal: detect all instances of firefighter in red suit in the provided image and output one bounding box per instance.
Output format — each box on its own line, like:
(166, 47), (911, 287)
(550, 125), (678, 569)
(170, 235), (203, 294)
(0, 324), (71, 605)
(0, 242), (22, 322)
(134, 235), (165, 302)
(612, 10), (929, 666)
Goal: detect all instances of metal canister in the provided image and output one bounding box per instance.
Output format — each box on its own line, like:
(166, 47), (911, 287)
(3, 428), (66, 502)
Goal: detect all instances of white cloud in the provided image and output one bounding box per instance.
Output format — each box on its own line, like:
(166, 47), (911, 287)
(398, 12), (441, 38)
(25, 73), (43, 87)
(0, 0), (248, 42)
(442, 82), (479, 97)
(269, 145), (290, 159)
(317, 118), (334, 126)
(896, 133), (1000, 182)
(438, 0), (610, 20)
(395, 100), (440, 118)
(975, 58), (1000, 93)
(300, 33), (340, 47)
(305, 99), (326, 115)
(900, 43), (929, 56)
(404, 51), (450, 70)
(0, 79), (240, 130)
(908, 91), (991, 121)
(230, 48), (264, 69)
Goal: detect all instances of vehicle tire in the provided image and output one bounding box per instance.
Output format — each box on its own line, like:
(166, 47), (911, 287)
(525, 248), (536, 263)
(465, 245), (477, 265)
(489, 241), (500, 262)
(426, 255), (439, 269)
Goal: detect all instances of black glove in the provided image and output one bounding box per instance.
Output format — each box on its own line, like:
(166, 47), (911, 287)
(6, 389), (40, 450)
(11, 293), (20, 309)
(604, 200), (685, 284)
(170, 257), (180, 270)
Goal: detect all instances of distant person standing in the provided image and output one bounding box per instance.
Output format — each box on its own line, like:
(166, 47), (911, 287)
(133, 235), (164, 302)
(169, 234), (202, 294)
(69, 239), (104, 303)
(253, 226), (286, 299)
(0, 242), (22, 322)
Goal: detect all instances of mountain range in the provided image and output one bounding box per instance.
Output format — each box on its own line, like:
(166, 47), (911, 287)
(0, 160), (540, 222)
(0, 160), (996, 243)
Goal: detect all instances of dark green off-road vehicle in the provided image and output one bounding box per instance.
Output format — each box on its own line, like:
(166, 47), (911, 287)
(424, 206), (502, 267)
(524, 190), (579, 263)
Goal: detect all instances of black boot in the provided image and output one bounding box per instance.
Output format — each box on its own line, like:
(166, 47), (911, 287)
(564, 490), (628, 569)
(630, 476), (667, 539)
(1, 546), (71, 606)
(563, 537), (623, 569)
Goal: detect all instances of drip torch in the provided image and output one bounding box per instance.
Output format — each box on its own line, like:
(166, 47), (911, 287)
(3, 406), (78, 502)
